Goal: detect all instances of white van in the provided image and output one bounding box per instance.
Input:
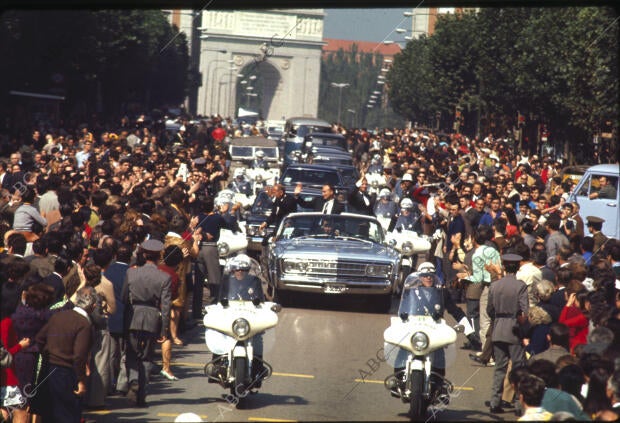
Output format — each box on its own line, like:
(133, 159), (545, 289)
(568, 163), (619, 239)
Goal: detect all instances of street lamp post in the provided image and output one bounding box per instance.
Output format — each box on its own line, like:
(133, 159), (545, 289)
(346, 108), (356, 128)
(330, 82), (350, 124)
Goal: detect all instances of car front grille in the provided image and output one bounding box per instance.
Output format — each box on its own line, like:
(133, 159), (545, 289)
(295, 259), (392, 278)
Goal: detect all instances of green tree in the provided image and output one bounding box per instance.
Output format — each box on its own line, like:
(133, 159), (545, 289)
(0, 10), (189, 125)
(386, 7), (618, 160)
(319, 45), (404, 128)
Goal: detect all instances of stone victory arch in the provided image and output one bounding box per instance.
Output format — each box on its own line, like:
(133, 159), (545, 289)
(198, 9), (325, 120)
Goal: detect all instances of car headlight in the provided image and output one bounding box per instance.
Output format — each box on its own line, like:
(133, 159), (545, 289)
(283, 259), (308, 273)
(232, 318), (250, 338)
(247, 226), (256, 236)
(402, 241), (413, 254)
(365, 264), (391, 277)
(411, 332), (429, 351)
(218, 243), (230, 256)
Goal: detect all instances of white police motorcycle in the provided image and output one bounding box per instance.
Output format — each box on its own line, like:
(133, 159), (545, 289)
(383, 271), (464, 421)
(203, 255), (281, 407)
(384, 198), (432, 284)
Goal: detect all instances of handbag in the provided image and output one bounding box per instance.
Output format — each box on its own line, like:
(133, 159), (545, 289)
(464, 280), (484, 300)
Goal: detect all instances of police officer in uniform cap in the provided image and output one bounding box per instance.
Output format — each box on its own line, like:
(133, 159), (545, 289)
(487, 253), (529, 414)
(586, 216), (608, 254)
(122, 239), (172, 407)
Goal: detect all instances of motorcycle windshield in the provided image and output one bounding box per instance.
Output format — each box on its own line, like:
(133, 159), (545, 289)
(397, 273), (444, 317)
(251, 191), (273, 214)
(374, 201), (397, 218)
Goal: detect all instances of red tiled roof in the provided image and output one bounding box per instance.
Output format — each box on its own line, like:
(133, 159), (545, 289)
(322, 38), (401, 57)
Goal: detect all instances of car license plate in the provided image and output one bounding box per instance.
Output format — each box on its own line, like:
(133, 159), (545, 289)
(324, 284), (347, 294)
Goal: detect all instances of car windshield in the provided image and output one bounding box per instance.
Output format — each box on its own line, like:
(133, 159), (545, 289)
(308, 135), (347, 150)
(293, 124), (332, 138)
(251, 191), (273, 214)
(276, 214), (383, 243)
(281, 168), (340, 186)
(398, 274), (445, 317)
(230, 146), (253, 158)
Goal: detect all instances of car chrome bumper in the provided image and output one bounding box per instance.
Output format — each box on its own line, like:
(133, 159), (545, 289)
(276, 276), (393, 295)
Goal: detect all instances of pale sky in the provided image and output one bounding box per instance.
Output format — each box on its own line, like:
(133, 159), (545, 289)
(323, 8), (411, 43)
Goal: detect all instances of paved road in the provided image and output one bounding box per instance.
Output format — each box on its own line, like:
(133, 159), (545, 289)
(85, 295), (509, 422)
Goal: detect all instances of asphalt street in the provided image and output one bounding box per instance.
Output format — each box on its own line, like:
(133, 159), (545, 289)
(84, 294), (511, 422)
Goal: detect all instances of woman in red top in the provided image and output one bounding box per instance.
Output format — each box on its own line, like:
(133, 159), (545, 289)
(559, 282), (589, 354)
(1, 281), (31, 423)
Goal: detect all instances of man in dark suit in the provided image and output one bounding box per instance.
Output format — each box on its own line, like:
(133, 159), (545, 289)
(103, 243), (131, 395)
(294, 183), (344, 214)
(122, 239), (171, 407)
(487, 253), (529, 414)
(259, 184), (297, 231)
(40, 255), (71, 303)
(348, 175), (376, 216)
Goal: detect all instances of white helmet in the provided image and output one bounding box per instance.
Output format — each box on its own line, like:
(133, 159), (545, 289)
(417, 262), (436, 274)
(379, 188), (392, 199)
(233, 168), (245, 179)
(400, 198), (414, 210)
(230, 254), (251, 271)
(255, 150), (265, 158)
(214, 197), (230, 209)
(217, 190), (234, 201)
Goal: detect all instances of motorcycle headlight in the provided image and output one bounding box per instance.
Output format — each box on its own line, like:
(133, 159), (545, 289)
(232, 318), (250, 338)
(411, 332), (429, 351)
(218, 243), (230, 256)
(402, 241), (413, 254)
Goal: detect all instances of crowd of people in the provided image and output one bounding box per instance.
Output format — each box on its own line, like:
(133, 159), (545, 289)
(0, 113), (618, 422)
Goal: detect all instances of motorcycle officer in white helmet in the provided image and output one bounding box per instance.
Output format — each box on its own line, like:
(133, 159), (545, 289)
(210, 254), (267, 386)
(367, 154), (384, 174)
(228, 168), (253, 197)
(392, 262), (481, 394)
(373, 188), (399, 219)
(251, 150), (269, 170)
(388, 197), (422, 234)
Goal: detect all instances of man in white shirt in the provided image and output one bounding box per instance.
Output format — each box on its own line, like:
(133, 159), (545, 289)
(75, 140), (93, 169)
(515, 244), (542, 307)
(294, 183), (344, 214)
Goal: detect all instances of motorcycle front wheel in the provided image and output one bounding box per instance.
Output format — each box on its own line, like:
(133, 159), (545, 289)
(409, 370), (428, 421)
(233, 356), (249, 408)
